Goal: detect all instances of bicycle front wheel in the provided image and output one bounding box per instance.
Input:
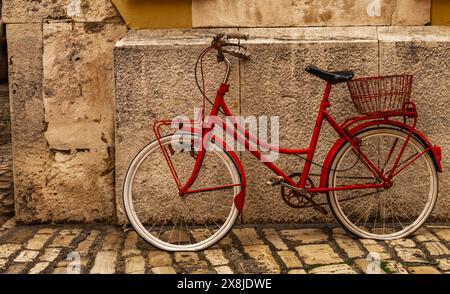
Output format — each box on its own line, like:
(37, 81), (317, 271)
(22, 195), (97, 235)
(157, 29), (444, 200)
(328, 127), (438, 240)
(123, 134), (242, 251)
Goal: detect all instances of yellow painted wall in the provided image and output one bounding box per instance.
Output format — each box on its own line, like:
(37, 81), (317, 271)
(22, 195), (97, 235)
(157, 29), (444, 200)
(111, 0), (192, 29)
(432, 0), (450, 25)
(111, 0), (449, 29)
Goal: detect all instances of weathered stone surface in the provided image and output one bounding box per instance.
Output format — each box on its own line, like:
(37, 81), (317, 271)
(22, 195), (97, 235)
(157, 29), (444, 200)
(38, 21), (128, 222)
(281, 229), (328, 244)
(101, 231), (123, 251)
(151, 266), (177, 274)
(288, 269), (307, 274)
(233, 228), (263, 246)
(361, 240), (391, 260)
(148, 251), (172, 267)
(412, 228), (439, 242)
(308, 263), (356, 274)
(263, 228), (288, 250)
(335, 236), (366, 258)
(387, 239), (417, 248)
(122, 231), (141, 257)
(6, 24), (48, 223)
(39, 248), (61, 262)
(75, 230), (101, 255)
(408, 266), (441, 274)
(244, 245), (280, 273)
(379, 26), (450, 222)
(436, 259), (450, 271)
(204, 249), (229, 266)
(5, 263), (28, 274)
(192, 0), (431, 27)
(90, 251), (117, 274)
(14, 250), (39, 262)
(2, 0), (122, 23)
(8, 20), (127, 223)
(423, 242), (450, 256)
(354, 258), (386, 274)
(26, 234), (52, 250)
(384, 261), (408, 274)
(0, 259), (7, 270)
(394, 247), (427, 263)
(214, 265), (234, 274)
(295, 244), (342, 265)
(114, 29), (240, 223)
(125, 255), (145, 274)
(174, 252), (199, 263)
(277, 250), (303, 269)
(0, 243), (22, 259)
(29, 262), (50, 274)
(434, 229), (450, 241)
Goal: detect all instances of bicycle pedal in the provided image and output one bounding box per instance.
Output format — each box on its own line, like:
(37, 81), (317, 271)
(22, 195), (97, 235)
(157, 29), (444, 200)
(266, 177), (284, 187)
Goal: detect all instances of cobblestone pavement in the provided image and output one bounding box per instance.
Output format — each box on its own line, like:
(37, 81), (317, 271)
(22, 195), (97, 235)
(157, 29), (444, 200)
(1, 220), (450, 274)
(0, 83), (14, 227)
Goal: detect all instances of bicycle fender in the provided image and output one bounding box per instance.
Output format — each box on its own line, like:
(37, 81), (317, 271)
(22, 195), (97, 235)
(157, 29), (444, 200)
(320, 121), (443, 189)
(212, 136), (247, 212)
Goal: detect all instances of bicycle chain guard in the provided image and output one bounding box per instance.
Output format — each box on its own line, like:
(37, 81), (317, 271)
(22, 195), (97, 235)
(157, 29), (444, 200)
(280, 173), (328, 215)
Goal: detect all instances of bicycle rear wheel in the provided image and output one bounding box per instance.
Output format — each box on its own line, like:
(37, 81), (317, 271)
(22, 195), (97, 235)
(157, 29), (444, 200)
(328, 127), (438, 240)
(123, 134), (242, 251)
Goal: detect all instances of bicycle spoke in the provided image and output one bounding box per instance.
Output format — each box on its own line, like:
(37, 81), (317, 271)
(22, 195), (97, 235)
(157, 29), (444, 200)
(329, 128), (437, 239)
(124, 134), (240, 250)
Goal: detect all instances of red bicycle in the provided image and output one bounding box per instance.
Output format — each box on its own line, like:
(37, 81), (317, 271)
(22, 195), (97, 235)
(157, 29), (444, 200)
(123, 33), (442, 251)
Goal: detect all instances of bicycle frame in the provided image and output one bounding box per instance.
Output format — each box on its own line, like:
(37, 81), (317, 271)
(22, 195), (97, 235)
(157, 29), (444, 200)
(151, 51), (443, 214)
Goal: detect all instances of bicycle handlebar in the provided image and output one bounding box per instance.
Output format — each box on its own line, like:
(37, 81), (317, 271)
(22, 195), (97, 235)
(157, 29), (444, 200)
(225, 32), (250, 41)
(213, 33), (251, 61)
(222, 48), (250, 60)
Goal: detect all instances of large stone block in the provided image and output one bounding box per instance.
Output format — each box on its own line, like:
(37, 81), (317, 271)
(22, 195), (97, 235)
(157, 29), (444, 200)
(192, 0), (431, 28)
(239, 27), (379, 222)
(7, 24), (49, 222)
(114, 29), (240, 223)
(7, 20), (127, 223)
(2, 0), (121, 23)
(38, 20), (127, 222)
(378, 26), (450, 221)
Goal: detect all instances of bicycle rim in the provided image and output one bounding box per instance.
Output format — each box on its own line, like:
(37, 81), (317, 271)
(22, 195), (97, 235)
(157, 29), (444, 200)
(328, 127), (438, 240)
(123, 134), (241, 251)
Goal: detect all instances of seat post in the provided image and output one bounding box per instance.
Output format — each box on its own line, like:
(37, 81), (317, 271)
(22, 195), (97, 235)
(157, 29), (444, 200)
(321, 82), (333, 108)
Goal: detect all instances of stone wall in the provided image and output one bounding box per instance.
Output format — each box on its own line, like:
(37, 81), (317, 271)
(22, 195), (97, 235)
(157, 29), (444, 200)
(114, 27), (450, 223)
(192, 0), (431, 27)
(4, 1), (128, 223)
(3, 0), (450, 224)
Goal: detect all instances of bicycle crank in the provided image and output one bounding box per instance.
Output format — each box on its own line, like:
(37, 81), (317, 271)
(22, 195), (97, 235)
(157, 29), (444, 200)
(269, 173), (328, 215)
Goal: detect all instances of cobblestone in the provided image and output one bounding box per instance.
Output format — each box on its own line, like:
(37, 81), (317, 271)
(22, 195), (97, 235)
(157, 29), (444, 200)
(277, 250), (303, 269)
(295, 244), (342, 265)
(408, 266), (441, 274)
(308, 264), (356, 274)
(148, 251), (172, 267)
(354, 258), (386, 274)
(335, 236), (366, 258)
(394, 247), (428, 263)
(214, 265), (234, 274)
(263, 228), (288, 250)
(423, 242), (450, 256)
(436, 258), (450, 271)
(383, 261), (408, 274)
(90, 251), (117, 274)
(433, 229), (450, 242)
(125, 255), (145, 274)
(244, 245), (280, 273)
(0, 224), (448, 274)
(233, 228), (263, 245)
(281, 229), (328, 244)
(204, 249), (229, 266)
